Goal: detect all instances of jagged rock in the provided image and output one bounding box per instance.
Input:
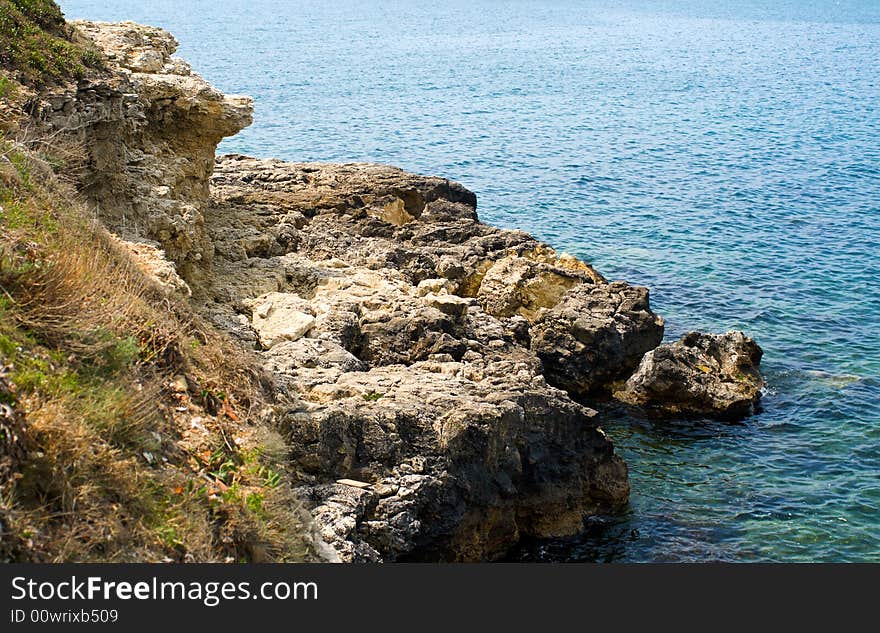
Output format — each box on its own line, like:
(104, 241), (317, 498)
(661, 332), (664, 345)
(477, 255), (585, 320)
(530, 282), (665, 394)
(280, 362), (628, 561)
(415, 277), (455, 296)
(200, 157), (641, 560)
(304, 483), (383, 562)
(615, 331), (764, 419)
(422, 292), (471, 318)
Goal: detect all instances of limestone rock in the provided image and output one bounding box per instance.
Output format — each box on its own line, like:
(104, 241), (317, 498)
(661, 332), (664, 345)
(530, 282), (665, 394)
(32, 21), (254, 282)
(615, 331), (764, 419)
(199, 156), (639, 560)
(113, 236), (192, 298)
(477, 255), (585, 320)
(280, 362), (628, 561)
(246, 292), (316, 348)
(422, 292), (471, 318)
(304, 483), (383, 562)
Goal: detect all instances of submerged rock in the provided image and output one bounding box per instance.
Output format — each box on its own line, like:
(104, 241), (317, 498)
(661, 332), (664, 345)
(614, 331), (764, 419)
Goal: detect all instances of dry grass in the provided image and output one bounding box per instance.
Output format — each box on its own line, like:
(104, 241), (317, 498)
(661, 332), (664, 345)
(0, 137), (316, 562)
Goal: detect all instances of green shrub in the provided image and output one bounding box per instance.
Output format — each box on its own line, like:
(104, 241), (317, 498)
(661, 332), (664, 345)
(0, 0), (103, 85)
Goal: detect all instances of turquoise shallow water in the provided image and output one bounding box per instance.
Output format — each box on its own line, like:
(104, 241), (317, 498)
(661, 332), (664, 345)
(61, 0), (880, 562)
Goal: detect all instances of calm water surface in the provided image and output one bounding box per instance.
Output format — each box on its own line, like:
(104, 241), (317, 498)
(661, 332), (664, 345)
(61, 0), (880, 562)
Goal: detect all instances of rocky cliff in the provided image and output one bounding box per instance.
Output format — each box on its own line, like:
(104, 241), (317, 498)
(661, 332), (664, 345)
(5, 15), (764, 562)
(29, 21), (252, 282)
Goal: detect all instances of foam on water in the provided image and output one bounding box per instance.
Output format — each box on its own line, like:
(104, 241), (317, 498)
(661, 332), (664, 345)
(61, 0), (880, 561)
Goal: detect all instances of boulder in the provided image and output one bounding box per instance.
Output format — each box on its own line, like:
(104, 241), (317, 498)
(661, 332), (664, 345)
(422, 292), (471, 318)
(614, 331), (764, 419)
(530, 282), (665, 394)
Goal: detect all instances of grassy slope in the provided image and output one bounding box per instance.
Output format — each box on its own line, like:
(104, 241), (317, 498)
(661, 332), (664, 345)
(0, 137), (314, 563)
(0, 3), (314, 562)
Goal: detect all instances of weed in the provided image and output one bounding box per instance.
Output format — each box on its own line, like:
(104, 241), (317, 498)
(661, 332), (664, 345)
(0, 74), (15, 98)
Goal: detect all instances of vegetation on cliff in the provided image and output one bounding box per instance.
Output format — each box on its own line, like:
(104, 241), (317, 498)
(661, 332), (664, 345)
(0, 139), (318, 561)
(0, 0), (320, 561)
(0, 0), (102, 86)
(0, 136), (314, 562)
(0, 2), (316, 562)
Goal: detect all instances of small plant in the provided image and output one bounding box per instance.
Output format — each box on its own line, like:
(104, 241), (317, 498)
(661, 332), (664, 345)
(204, 447), (239, 487)
(155, 523), (182, 549)
(0, 75), (16, 98)
(362, 391), (383, 401)
(106, 335), (141, 369)
(244, 492), (264, 517)
(6, 147), (32, 189)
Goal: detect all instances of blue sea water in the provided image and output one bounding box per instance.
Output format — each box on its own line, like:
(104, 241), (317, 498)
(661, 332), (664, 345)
(60, 0), (880, 562)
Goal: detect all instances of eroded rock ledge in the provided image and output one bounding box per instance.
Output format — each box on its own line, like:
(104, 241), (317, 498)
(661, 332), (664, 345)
(31, 21), (253, 281)
(31, 20), (764, 561)
(201, 156), (656, 560)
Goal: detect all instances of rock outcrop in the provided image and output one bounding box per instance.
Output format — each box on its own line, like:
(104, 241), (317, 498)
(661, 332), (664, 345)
(282, 363), (627, 561)
(202, 156), (645, 560)
(615, 331), (764, 419)
(530, 282), (664, 395)
(31, 21), (253, 280)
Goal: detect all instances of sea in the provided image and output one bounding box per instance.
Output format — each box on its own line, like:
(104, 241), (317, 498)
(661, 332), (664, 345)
(60, 0), (880, 562)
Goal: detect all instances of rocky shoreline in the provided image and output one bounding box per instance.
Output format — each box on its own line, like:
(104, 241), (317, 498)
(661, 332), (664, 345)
(22, 21), (764, 561)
